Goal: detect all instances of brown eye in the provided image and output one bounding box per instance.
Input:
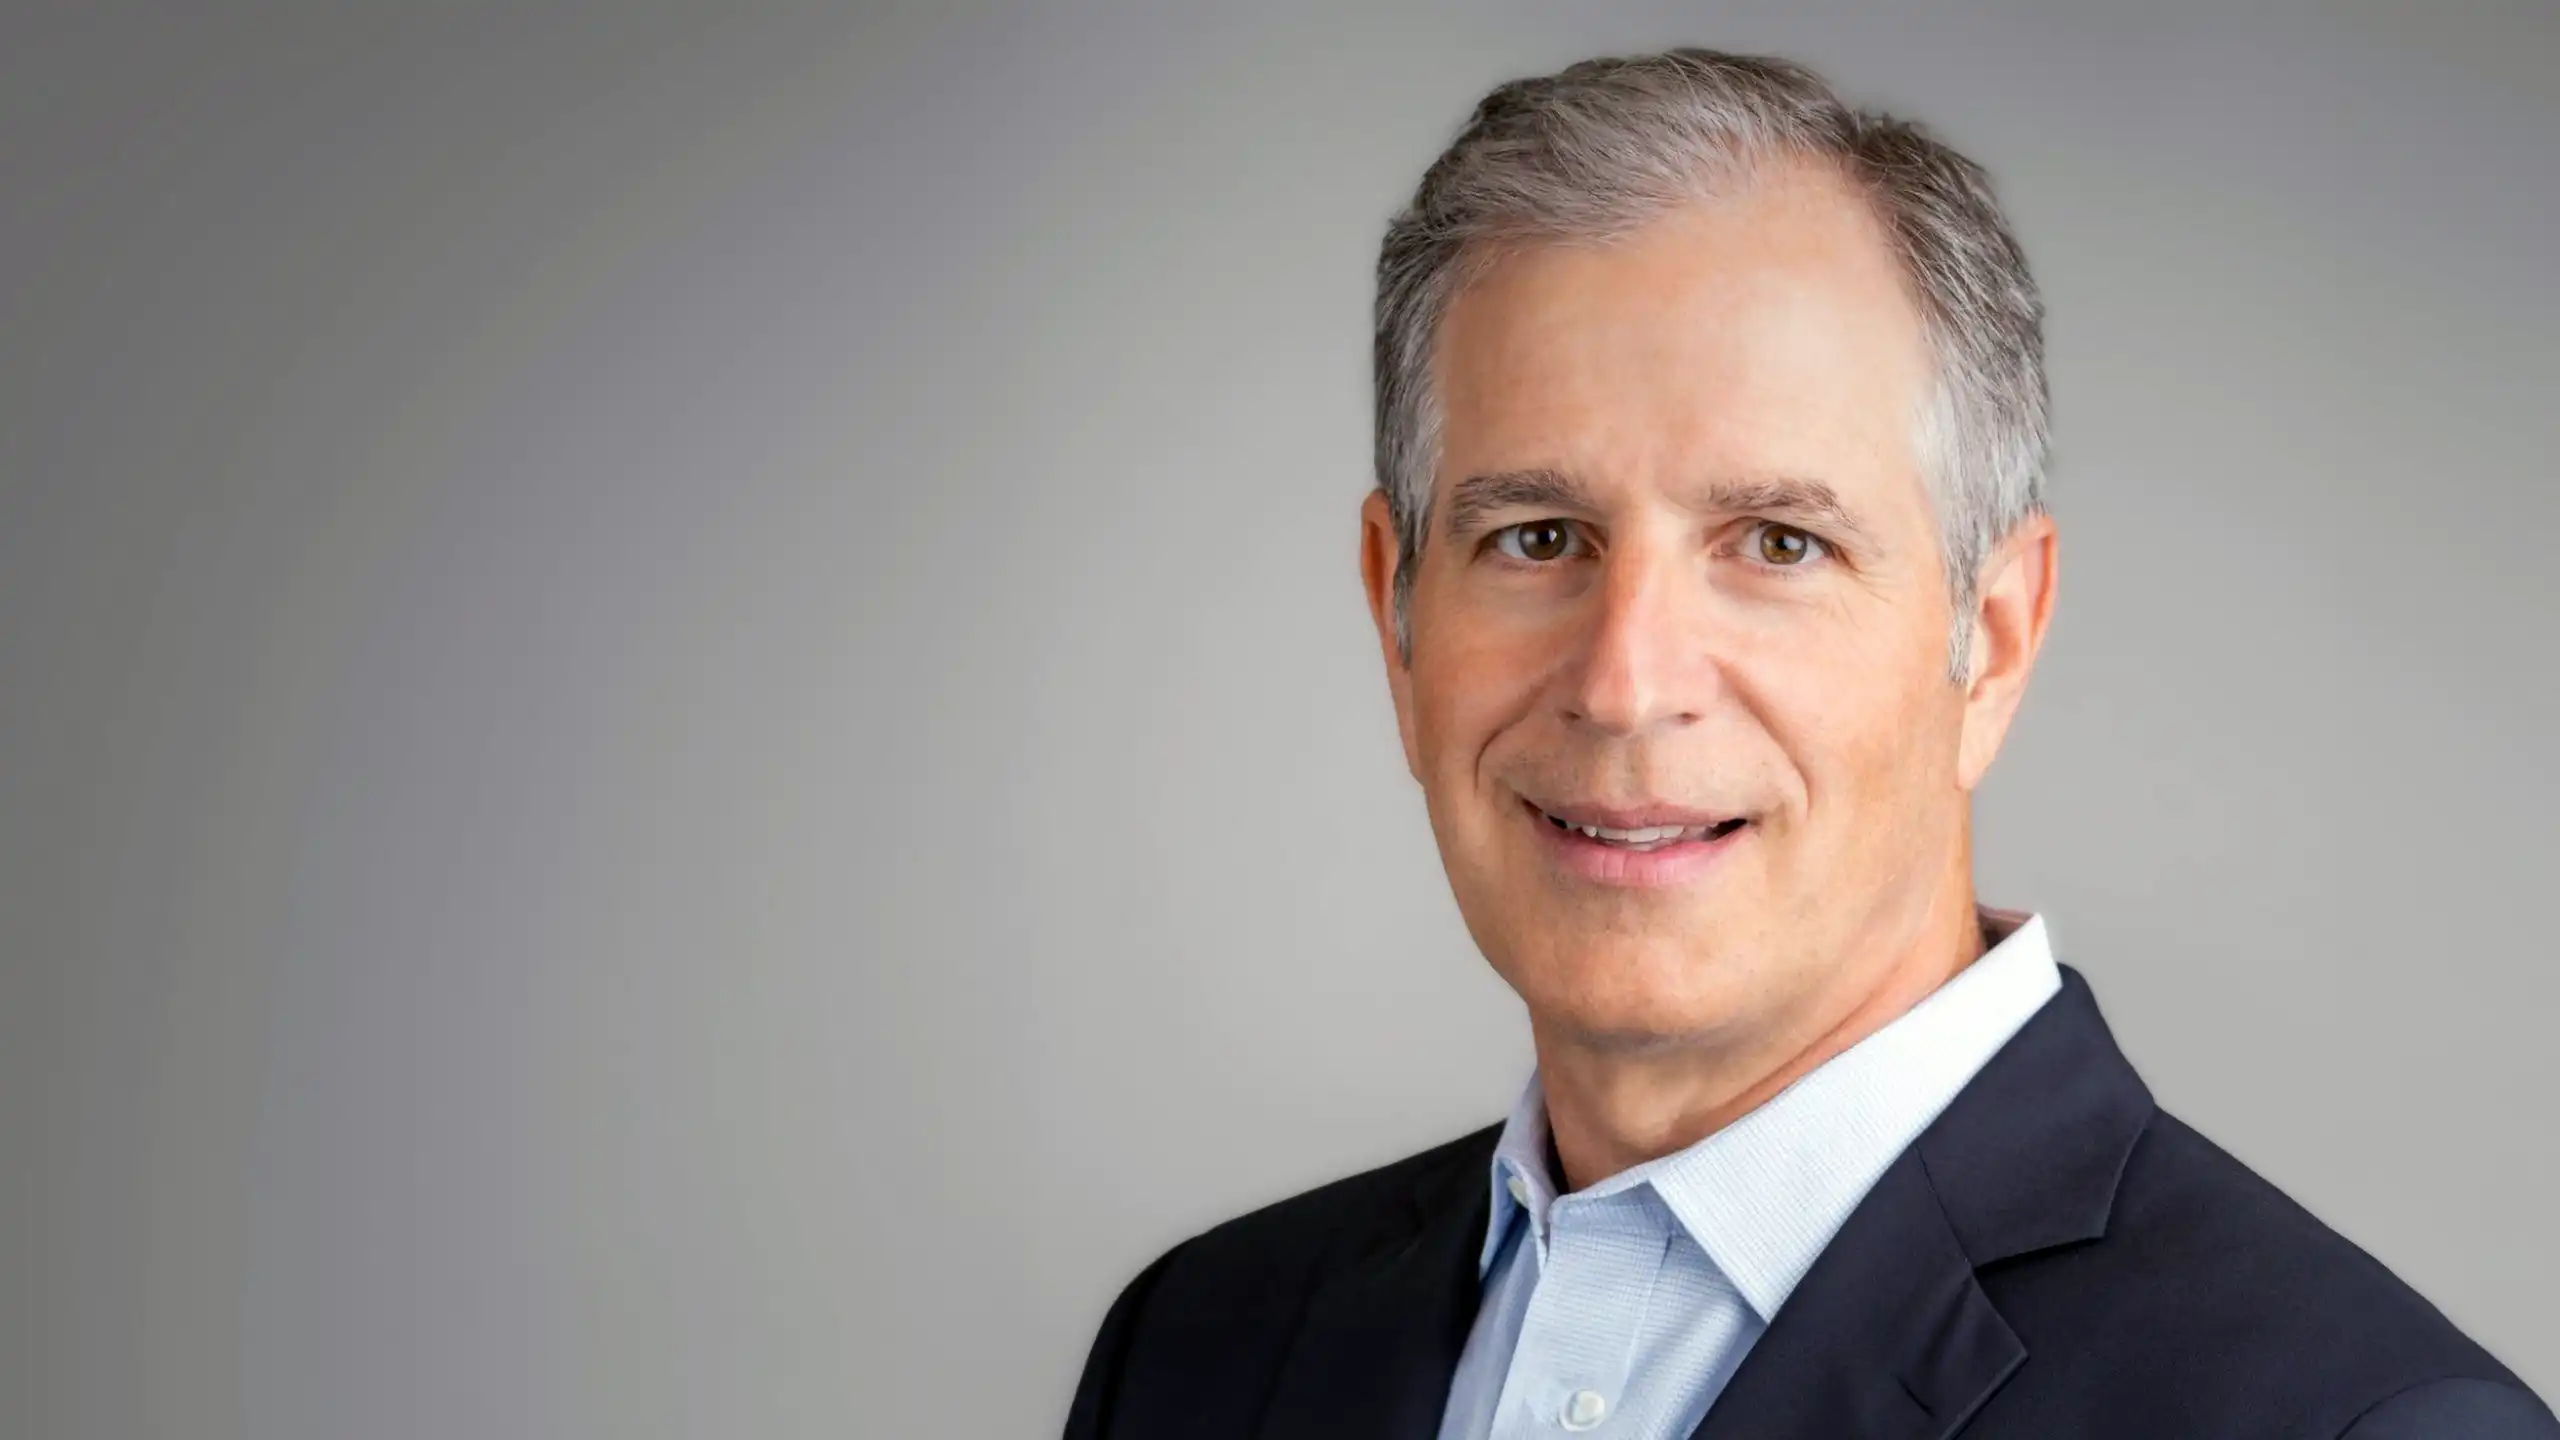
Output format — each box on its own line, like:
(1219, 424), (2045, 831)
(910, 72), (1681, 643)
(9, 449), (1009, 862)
(1494, 520), (1578, 563)
(1755, 523), (1824, 566)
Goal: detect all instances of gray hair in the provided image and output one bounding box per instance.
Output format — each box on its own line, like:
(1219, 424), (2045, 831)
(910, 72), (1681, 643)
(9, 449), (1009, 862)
(1373, 47), (2049, 681)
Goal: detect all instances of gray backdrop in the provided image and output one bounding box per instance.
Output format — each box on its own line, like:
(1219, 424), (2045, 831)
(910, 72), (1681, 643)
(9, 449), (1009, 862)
(5, 2), (2555, 1437)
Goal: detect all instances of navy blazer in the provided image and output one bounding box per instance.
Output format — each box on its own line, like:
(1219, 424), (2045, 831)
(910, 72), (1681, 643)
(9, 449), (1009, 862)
(1066, 967), (2556, 1438)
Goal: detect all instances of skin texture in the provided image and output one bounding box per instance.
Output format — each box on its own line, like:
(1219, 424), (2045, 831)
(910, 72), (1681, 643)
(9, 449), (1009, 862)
(1358, 158), (2059, 1192)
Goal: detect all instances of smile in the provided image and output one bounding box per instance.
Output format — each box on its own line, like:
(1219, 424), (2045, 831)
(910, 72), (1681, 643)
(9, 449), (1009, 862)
(1522, 797), (1754, 887)
(1535, 810), (1749, 850)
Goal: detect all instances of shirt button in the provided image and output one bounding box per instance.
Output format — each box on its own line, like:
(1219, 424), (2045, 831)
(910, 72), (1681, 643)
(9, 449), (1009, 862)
(1561, 1389), (1608, 1431)
(1505, 1171), (1530, 1206)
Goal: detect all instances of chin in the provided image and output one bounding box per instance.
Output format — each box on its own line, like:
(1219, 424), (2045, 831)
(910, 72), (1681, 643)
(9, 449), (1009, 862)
(1542, 997), (1737, 1054)
(1504, 935), (1755, 1048)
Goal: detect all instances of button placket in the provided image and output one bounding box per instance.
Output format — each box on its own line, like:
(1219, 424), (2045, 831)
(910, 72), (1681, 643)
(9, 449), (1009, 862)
(1489, 1188), (1659, 1437)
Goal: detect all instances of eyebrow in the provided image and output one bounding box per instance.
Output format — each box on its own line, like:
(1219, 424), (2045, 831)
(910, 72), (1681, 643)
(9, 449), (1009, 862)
(1440, 467), (1877, 547)
(1442, 468), (1598, 540)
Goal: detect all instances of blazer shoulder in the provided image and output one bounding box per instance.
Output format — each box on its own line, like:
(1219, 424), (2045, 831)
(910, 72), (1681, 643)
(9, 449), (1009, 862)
(1985, 1104), (2542, 1431)
(1065, 1121), (1500, 1438)
(1161, 1119), (1501, 1292)
(2116, 1109), (2493, 1342)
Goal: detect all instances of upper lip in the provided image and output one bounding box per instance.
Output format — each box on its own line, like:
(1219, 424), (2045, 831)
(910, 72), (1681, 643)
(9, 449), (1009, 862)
(1523, 796), (1743, 829)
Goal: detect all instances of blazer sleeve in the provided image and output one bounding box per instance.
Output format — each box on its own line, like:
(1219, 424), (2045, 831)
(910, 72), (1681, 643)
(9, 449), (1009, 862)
(2339, 1378), (2560, 1439)
(1062, 1242), (1186, 1440)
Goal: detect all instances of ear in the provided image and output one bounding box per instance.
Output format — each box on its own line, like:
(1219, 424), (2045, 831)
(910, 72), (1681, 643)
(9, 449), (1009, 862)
(1956, 511), (2059, 791)
(1359, 489), (1424, 784)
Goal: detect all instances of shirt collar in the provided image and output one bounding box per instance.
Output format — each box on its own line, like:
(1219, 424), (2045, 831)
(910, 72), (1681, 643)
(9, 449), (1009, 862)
(1479, 906), (2064, 1321)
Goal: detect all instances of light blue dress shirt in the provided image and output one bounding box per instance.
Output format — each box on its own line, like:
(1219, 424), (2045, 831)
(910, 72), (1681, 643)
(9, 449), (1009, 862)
(1435, 910), (2064, 1440)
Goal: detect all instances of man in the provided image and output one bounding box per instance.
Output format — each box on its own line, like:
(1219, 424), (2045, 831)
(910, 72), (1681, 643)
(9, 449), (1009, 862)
(1065, 47), (2555, 1439)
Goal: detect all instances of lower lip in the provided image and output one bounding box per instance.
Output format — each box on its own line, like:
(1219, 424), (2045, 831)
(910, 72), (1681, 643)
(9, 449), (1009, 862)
(1526, 798), (1750, 888)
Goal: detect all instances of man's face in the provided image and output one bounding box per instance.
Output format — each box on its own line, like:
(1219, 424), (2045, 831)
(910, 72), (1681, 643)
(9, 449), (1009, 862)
(1363, 161), (2020, 1051)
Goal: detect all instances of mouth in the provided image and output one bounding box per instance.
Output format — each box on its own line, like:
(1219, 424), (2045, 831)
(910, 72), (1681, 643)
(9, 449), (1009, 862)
(1525, 799), (1750, 848)
(1520, 796), (1753, 886)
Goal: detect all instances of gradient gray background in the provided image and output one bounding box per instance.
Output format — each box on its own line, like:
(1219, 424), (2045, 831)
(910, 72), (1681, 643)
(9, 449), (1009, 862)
(5, 2), (2556, 1436)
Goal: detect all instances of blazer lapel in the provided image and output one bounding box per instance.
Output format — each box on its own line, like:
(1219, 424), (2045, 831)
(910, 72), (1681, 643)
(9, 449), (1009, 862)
(1686, 1151), (2022, 1440)
(1692, 966), (2155, 1440)
(1256, 1131), (1493, 1440)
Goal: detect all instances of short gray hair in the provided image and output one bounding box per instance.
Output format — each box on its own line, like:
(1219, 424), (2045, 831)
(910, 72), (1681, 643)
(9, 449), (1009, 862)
(1373, 47), (2048, 681)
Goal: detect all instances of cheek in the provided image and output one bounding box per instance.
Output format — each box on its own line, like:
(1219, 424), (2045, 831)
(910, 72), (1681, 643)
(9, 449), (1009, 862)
(1401, 662), (1502, 859)
(1407, 628), (1537, 788)
(1837, 704), (1965, 891)
(1754, 627), (1960, 837)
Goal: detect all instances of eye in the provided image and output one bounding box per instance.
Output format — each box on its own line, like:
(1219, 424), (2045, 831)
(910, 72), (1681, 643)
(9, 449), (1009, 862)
(1491, 519), (1583, 564)
(1750, 522), (1827, 568)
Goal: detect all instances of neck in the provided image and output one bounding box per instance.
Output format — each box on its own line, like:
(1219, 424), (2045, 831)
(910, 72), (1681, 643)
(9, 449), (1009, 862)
(1531, 859), (1989, 1194)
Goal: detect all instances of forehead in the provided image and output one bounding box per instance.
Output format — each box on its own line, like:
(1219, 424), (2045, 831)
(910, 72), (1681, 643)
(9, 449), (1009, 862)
(1431, 160), (1935, 512)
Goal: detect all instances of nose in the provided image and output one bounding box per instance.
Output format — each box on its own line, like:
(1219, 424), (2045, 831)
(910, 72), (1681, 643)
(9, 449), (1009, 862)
(1562, 536), (1710, 736)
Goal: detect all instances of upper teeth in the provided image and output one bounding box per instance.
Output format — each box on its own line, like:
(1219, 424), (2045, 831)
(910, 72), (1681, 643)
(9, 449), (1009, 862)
(1566, 820), (1700, 842)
